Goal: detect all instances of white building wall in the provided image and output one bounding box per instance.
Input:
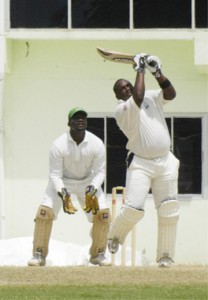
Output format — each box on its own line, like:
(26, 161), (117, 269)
(1, 39), (207, 265)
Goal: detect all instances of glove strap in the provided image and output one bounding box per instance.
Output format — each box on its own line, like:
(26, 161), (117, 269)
(154, 70), (162, 78)
(86, 185), (97, 196)
(136, 68), (145, 74)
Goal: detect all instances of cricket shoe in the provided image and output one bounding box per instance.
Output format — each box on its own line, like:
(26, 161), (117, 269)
(28, 251), (46, 266)
(108, 237), (119, 254)
(158, 257), (173, 268)
(89, 252), (111, 266)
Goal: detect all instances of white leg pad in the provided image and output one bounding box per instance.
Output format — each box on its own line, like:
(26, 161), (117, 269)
(156, 200), (180, 262)
(108, 206), (144, 245)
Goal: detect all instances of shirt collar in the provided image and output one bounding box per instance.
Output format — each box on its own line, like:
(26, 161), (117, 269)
(67, 131), (88, 144)
(117, 96), (132, 104)
(117, 99), (126, 104)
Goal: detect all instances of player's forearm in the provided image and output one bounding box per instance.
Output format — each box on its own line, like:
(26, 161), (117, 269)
(156, 74), (176, 100)
(132, 72), (145, 107)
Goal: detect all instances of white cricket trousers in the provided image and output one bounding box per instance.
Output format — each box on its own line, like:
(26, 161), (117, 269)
(125, 151), (180, 210)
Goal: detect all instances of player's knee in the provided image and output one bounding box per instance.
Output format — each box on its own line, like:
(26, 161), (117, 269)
(158, 199), (179, 219)
(121, 205), (145, 223)
(35, 205), (54, 222)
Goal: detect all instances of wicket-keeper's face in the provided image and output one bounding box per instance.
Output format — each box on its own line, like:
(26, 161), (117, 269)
(68, 112), (87, 131)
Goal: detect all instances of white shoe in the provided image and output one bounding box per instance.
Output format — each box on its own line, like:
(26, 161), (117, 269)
(89, 252), (111, 266)
(158, 257), (173, 268)
(108, 238), (119, 254)
(28, 251), (46, 266)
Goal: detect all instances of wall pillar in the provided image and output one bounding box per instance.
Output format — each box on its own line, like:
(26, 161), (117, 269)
(0, 34), (6, 238)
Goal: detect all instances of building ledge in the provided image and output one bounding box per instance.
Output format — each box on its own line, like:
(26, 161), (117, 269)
(4, 28), (208, 41)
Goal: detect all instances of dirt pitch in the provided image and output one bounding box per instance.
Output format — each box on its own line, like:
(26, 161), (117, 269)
(0, 265), (207, 287)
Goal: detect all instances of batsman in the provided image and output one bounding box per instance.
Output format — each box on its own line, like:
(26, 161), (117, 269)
(107, 53), (180, 267)
(28, 107), (110, 267)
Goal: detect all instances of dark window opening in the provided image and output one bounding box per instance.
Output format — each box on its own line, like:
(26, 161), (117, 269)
(87, 118), (104, 142)
(195, 0), (208, 28)
(134, 0), (191, 28)
(72, 0), (129, 28)
(10, 0), (207, 29)
(174, 118), (202, 194)
(87, 117), (202, 195)
(10, 0), (68, 28)
(106, 118), (128, 193)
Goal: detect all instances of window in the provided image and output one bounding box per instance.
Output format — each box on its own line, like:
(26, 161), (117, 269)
(72, 0), (129, 29)
(10, 0), (68, 28)
(173, 118), (202, 194)
(87, 117), (203, 195)
(10, 0), (208, 29)
(106, 118), (128, 192)
(134, 0), (191, 29)
(195, 0), (208, 28)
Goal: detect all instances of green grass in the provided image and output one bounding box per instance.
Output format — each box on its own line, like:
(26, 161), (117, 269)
(0, 284), (207, 300)
(0, 266), (207, 300)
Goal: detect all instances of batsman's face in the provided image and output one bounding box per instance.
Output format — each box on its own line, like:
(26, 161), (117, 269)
(68, 113), (87, 131)
(116, 80), (133, 101)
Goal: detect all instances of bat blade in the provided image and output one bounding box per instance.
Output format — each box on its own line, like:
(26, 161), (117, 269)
(97, 47), (134, 64)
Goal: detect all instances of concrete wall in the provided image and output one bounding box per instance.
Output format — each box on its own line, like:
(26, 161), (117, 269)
(2, 39), (208, 264)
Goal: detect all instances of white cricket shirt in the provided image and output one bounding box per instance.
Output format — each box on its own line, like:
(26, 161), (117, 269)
(48, 130), (105, 193)
(115, 89), (171, 159)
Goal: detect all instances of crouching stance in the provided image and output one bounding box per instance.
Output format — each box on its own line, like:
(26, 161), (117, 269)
(108, 52), (180, 267)
(28, 107), (110, 266)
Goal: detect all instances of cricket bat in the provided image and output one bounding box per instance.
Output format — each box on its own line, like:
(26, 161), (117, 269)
(97, 47), (134, 64)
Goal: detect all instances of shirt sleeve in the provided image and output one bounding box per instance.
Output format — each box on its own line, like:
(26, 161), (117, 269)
(155, 89), (170, 106)
(115, 97), (140, 136)
(49, 144), (65, 193)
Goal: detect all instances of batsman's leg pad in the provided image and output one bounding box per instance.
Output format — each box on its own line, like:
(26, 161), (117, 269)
(108, 206), (144, 245)
(33, 205), (54, 258)
(89, 208), (111, 257)
(156, 200), (180, 262)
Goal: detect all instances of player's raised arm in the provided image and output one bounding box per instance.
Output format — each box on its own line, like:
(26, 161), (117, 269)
(131, 53), (146, 108)
(145, 55), (176, 100)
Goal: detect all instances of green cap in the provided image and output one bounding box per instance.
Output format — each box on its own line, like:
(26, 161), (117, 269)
(68, 107), (87, 119)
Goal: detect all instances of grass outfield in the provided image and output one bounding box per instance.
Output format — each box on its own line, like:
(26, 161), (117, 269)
(0, 265), (207, 300)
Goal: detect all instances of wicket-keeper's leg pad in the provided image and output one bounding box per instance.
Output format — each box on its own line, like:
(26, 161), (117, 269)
(156, 200), (179, 262)
(33, 205), (54, 258)
(90, 208), (111, 257)
(108, 206), (144, 245)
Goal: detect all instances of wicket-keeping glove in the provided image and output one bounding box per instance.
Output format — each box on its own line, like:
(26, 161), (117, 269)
(58, 188), (78, 214)
(145, 55), (162, 77)
(133, 53), (147, 73)
(84, 185), (99, 215)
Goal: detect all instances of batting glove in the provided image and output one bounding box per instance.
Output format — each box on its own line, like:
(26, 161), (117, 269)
(133, 53), (147, 73)
(145, 55), (162, 77)
(84, 185), (99, 215)
(58, 188), (78, 214)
